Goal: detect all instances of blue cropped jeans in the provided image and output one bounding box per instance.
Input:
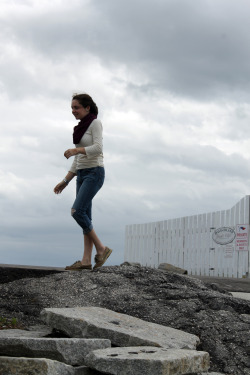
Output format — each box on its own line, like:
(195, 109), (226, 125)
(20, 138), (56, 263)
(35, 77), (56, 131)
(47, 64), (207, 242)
(71, 167), (105, 234)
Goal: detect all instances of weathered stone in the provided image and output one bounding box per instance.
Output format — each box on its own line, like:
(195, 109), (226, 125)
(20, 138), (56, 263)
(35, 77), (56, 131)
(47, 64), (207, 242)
(0, 356), (81, 375)
(0, 327), (52, 338)
(85, 346), (210, 375)
(120, 262), (141, 267)
(158, 263), (188, 275)
(231, 292), (250, 301)
(0, 337), (111, 366)
(27, 324), (55, 335)
(41, 307), (199, 349)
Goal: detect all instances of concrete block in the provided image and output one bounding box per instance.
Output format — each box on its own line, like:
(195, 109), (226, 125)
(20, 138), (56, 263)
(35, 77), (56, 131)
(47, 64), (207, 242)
(85, 346), (210, 375)
(231, 292), (250, 301)
(41, 307), (199, 349)
(0, 327), (52, 338)
(0, 337), (111, 366)
(0, 356), (80, 375)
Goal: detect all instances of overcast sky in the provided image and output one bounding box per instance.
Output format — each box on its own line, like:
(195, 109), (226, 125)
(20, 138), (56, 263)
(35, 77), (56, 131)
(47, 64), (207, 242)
(1, 0), (250, 268)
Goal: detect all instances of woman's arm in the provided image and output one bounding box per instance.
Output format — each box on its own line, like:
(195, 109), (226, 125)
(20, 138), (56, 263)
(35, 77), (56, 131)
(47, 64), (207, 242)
(54, 171), (76, 194)
(64, 147), (86, 158)
(84, 120), (103, 156)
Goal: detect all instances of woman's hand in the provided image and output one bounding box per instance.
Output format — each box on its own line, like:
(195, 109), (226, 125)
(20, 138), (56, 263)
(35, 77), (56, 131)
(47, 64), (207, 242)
(54, 181), (67, 194)
(64, 148), (78, 159)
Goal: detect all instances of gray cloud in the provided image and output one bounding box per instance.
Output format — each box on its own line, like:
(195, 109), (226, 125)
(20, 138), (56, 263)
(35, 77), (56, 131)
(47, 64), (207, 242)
(3, 0), (250, 100)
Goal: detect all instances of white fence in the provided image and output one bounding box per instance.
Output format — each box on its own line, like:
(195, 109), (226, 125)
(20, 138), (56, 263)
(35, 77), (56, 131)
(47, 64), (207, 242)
(125, 196), (250, 278)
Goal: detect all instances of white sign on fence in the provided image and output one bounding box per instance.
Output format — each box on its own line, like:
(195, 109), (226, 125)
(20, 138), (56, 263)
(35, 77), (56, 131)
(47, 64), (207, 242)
(224, 244), (234, 258)
(212, 227), (236, 245)
(236, 224), (249, 251)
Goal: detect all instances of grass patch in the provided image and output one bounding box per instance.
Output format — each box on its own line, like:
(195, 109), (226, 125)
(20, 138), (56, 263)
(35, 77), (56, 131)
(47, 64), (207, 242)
(0, 316), (23, 330)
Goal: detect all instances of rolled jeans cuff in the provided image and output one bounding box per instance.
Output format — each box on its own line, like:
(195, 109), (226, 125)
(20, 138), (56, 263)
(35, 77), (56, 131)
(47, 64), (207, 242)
(83, 224), (93, 235)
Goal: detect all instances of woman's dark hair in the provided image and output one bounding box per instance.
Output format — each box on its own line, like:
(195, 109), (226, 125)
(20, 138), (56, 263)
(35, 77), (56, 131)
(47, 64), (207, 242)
(72, 93), (98, 115)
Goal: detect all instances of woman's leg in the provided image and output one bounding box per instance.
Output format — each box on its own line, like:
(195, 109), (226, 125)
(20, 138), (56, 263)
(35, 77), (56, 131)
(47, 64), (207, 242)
(80, 201), (94, 265)
(72, 167), (106, 264)
(84, 229), (105, 256)
(72, 168), (104, 234)
(81, 234), (94, 265)
(87, 228), (112, 269)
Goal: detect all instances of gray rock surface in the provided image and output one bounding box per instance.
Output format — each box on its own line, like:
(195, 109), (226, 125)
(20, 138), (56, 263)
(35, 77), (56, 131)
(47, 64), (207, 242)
(192, 276), (250, 293)
(0, 356), (84, 375)
(0, 265), (63, 284)
(85, 346), (210, 375)
(120, 262), (141, 267)
(231, 292), (250, 301)
(0, 326), (53, 338)
(0, 265), (250, 374)
(42, 306), (199, 349)
(158, 263), (188, 274)
(0, 337), (111, 365)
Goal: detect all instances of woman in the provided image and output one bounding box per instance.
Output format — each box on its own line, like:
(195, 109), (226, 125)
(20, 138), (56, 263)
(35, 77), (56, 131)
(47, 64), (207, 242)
(54, 93), (112, 270)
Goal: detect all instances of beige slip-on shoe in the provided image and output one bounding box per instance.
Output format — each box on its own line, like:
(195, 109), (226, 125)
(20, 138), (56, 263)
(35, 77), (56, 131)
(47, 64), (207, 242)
(93, 247), (112, 270)
(65, 260), (92, 271)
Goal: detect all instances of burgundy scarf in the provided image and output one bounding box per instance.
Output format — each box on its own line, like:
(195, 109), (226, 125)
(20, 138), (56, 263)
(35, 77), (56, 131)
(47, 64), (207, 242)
(73, 113), (97, 144)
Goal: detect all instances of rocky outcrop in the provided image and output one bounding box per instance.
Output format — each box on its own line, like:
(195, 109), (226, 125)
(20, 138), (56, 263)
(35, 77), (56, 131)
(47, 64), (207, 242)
(0, 265), (249, 374)
(0, 307), (210, 375)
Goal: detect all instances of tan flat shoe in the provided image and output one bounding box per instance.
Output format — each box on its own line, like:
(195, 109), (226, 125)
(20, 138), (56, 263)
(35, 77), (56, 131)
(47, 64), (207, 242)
(93, 247), (112, 270)
(65, 260), (92, 271)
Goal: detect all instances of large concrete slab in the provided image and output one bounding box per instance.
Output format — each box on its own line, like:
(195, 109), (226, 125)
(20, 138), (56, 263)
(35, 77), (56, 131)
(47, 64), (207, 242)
(0, 327), (52, 338)
(0, 356), (82, 375)
(231, 292), (250, 301)
(0, 337), (111, 366)
(85, 346), (210, 375)
(41, 307), (199, 349)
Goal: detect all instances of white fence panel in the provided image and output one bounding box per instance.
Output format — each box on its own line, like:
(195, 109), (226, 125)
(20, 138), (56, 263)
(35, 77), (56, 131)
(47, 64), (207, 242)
(124, 196), (250, 278)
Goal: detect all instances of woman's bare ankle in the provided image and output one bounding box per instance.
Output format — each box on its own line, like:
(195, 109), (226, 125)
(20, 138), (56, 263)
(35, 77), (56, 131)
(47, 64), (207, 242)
(96, 246), (106, 256)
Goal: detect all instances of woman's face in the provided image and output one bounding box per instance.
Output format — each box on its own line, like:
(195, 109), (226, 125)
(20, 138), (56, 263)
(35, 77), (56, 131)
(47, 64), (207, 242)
(71, 99), (90, 120)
